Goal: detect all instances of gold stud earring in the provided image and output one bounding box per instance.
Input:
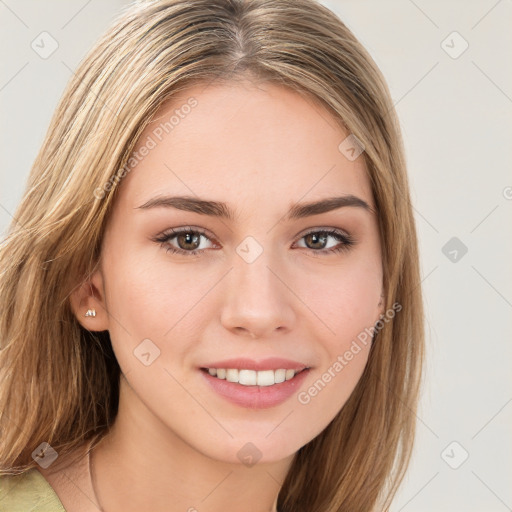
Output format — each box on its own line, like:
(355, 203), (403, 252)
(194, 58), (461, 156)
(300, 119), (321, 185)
(84, 309), (96, 317)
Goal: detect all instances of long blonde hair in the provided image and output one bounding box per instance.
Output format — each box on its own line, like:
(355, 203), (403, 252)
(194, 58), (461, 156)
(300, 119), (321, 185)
(0, 1), (424, 510)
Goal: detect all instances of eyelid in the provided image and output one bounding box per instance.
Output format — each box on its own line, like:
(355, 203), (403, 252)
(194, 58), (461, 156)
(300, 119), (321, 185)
(155, 225), (218, 242)
(296, 225), (352, 239)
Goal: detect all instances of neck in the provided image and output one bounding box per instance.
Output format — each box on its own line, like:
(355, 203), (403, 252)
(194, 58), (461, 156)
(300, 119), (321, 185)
(91, 375), (288, 512)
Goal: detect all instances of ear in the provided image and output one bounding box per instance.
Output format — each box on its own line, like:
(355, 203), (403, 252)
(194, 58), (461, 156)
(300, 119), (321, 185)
(69, 266), (110, 332)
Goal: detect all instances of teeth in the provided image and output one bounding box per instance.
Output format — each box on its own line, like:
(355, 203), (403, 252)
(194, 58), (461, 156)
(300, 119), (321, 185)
(257, 370), (275, 386)
(285, 369), (295, 381)
(226, 369), (239, 382)
(274, 369), (286, 384)
(206, 368), (300, 386)
(239, 369), (257, 386)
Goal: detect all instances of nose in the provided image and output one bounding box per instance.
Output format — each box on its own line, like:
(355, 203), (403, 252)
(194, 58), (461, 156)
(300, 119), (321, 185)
(220, 251), (296, 339)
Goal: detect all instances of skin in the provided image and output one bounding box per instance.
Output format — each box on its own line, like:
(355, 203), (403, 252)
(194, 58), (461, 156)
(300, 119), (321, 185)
(51, 79), (384, 512)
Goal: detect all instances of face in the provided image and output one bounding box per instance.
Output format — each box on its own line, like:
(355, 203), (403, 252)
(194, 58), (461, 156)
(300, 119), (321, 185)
(79, 80), (383, 465)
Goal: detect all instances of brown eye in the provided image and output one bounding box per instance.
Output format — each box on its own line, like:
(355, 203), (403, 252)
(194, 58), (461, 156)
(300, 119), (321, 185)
(176, 232), (201, 251)
(295, 229), (355, 255)
(303, 232), (329, 250)
(154, 228), (216, 256)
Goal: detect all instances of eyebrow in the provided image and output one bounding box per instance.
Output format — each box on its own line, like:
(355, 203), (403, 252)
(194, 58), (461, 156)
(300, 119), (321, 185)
(135, 194), (374, 220)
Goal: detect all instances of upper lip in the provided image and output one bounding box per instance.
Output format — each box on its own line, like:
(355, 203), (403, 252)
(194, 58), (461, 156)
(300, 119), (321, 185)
(200, 357), (309, 372)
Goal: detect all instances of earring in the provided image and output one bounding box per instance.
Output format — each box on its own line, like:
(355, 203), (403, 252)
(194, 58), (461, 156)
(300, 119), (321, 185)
(84, 309), (96, 317)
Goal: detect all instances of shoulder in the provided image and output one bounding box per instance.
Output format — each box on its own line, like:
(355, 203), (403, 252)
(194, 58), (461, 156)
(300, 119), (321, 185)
(0, 467), (66, 511)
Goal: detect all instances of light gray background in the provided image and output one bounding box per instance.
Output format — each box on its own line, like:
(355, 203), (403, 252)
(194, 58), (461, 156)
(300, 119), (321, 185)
(1, 1), (511, 510)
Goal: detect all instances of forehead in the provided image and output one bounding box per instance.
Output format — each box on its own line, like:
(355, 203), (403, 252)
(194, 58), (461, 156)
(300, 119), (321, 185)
(118, 80), (373, 211)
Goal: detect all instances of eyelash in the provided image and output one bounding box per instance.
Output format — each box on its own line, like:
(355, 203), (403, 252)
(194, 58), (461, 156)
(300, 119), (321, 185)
(153, 226), (355, 257)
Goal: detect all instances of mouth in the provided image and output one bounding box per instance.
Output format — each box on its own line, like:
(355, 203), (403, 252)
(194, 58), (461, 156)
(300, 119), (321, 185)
(200, 367), (307, 387)
(198, 358), (311, 409)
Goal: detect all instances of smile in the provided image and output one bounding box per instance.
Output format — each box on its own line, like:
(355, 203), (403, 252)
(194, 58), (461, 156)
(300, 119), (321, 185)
(203, 368), (300, 386)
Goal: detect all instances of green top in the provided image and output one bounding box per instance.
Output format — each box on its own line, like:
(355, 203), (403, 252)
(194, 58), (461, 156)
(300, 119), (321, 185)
(0, 467), (66, 511)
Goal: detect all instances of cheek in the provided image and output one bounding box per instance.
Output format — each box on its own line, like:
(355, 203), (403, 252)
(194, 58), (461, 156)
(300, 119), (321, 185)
(286, 256), (379, 435)
(292, 297), (375, 444)
(296, 254), (382, 342)
(289, 343), (371, 447)
(103, 226), (203, 319)
(100, 246), (211, 370)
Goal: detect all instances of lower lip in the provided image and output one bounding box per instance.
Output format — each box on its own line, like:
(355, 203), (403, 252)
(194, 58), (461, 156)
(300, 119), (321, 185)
(200, 369), (310, 409)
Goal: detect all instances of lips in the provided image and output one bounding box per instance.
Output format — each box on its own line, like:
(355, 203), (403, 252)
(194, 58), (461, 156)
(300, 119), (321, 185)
(199, 357), (310, 409)
(201, 357), (307, 372)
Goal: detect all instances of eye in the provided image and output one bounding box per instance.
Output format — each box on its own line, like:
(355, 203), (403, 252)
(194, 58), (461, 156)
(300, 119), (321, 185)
(153, 227), (217, 256)
(293, 228), (355, 255)
(153, 227), (355, 257)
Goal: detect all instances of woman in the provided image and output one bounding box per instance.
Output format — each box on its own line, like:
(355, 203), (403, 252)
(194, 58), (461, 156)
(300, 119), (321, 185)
(0, 0), (424, 510)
